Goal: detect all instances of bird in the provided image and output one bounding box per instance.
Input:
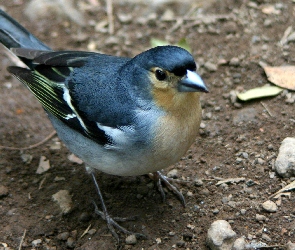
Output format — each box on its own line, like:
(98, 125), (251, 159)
(0, 9), (208, 243)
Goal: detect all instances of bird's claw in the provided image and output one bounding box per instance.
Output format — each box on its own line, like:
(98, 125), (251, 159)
(92, 201), (146, 243)
(150, 171), (186, 207)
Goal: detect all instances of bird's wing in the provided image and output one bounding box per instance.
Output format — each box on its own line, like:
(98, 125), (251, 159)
(8, 49), (131, 146)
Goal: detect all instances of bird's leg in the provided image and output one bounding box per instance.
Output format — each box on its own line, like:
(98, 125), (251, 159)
(90, 172), (145, 243)
(149, 171), (186, 207)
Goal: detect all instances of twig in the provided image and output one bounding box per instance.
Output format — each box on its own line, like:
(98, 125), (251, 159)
(261, 101), (274, 117)
(0, 131), (56, 151)
(106, 0), (114, 34)
(80, 224), (92, 238)
(18, 229), (26, 250)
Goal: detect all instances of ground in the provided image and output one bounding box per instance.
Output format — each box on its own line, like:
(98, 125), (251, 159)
(0, 0), (295, 249)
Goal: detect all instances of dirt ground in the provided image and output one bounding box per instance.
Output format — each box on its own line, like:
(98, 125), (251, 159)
(0, 0), (295, 249)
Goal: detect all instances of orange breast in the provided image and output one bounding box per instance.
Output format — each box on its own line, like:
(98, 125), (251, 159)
(152, 89), (202, 167)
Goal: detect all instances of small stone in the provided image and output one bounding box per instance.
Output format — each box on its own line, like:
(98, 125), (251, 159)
(229, 57), (240, 66)
(263, 19), (272, 27)
(176, 240), (185, 247)
(240, 209), (246, 215)
(267, 144), (274, 150)
(87, 229), (97, 235)
(21, 153), (33, 164)
(187, 191), (193, 197)
(117, 13), (132, 24)
(256, 158), (265, 165)
(256, 214), (267, 222)
(66, 237), (75, 248)
(125, 234), (137, 245)
(57, 232), (70, 241)
(212, 208), (219, 214)
(0, 185), (9, 198)
(241, 152), (249, 159)
(286, 241), (295, 250)
(232, 237), (246, 250)
(32, 239), (42, 247)
(236, 157), (243, 163)
(262, 200), (278, 213)
(167, 169), (178, 178)
(161, 9), (175, 21)
(200, 188), (210, 196)
(204, 61), (218, 72)
(168, 231), (176, 236)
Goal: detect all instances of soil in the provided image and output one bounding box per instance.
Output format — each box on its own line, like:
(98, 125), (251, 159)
(0, 0), (295, 249)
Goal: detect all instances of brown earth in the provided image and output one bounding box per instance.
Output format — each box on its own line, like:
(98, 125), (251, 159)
(0, 0), (295, 249)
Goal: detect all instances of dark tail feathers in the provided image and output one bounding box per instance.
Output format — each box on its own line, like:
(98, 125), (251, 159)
(0, 9), (51, 51)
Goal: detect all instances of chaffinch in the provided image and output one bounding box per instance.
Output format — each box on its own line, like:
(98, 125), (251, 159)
(0, 10), (208, 242)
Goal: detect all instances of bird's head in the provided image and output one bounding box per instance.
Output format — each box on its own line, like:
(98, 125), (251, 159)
(131, 45), (208, 112)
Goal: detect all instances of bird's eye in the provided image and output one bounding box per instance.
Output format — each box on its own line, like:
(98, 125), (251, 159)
(155, 69), (167, 81)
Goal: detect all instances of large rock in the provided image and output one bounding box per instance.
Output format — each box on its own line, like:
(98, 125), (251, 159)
(206, 220), (237, 250)
(275, 137), (295, 177)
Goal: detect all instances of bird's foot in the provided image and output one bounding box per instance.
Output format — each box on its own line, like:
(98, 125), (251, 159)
(91, 173), (146, 244)
(92, 201), (145, 243)
(149, 171), (186, 207)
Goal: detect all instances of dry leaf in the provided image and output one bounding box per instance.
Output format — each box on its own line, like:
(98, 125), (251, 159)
(262, 64), (295, 90)
(269, 180), (295, 198)
(237, 85), (283, 101)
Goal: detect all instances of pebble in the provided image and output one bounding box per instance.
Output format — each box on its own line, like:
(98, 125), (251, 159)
(240, 209), (247, 215)
(263, 19), (272, 27)
(262, 200), (278, 213)
(200, 188), (210, 196)
(256, 214), (267, 222)
(176, 240), (185, 247)
(286, 241), (295, 250)
(87, 229), (96, 235)
(275, 137), (295, 177)
(229, 57), (240, 66)
(32, 239), (42, 247)
(117, 13), (132, 24)
(256, 158), (265, 165)
(204, 61), (218, 72)
(167, 169), (178, 178)
(0, 185), (9, 198)
(232, 237), (246, 250)
(21, 153), (33, 164)
(206, 220), (237, 250)
(241, 152), (249, 159)
(194, 178), (204, 187)
(57, 232), (70, 241)
(125, 234), (137, 245)
(66, 237), (75, 248)
(212, 208), (219, 214)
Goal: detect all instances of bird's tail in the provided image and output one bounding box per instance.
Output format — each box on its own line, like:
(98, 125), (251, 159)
(0, 9), (51, 51)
